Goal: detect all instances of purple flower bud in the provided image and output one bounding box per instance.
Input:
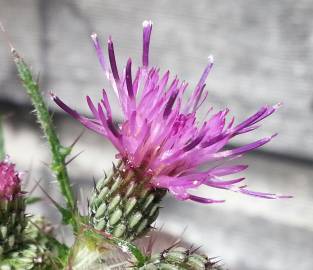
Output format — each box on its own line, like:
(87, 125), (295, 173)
(0, 157), (21, 200)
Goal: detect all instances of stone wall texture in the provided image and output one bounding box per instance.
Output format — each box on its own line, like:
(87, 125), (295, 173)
(0, 0), (312, 159)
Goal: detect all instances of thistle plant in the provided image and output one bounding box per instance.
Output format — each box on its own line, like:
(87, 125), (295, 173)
(0, 216), (64, 270)
(0, 157), (26, 257)
(0, 19), (290, 269)
(137, 247), (223, 270)
(0, 130), (63, 269)
(53, 20), (288, 240)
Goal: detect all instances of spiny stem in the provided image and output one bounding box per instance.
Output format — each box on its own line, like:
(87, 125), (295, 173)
(11, 48), (77, 229)
(0, 115), (5, 161)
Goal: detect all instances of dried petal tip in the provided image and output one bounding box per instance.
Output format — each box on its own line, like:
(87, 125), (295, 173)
(0, 157), (21, 200)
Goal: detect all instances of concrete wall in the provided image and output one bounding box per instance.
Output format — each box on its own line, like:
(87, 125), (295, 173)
(0, 0), (312, 159)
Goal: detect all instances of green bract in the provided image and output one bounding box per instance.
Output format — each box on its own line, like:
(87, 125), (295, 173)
(89, 162), (166, 241)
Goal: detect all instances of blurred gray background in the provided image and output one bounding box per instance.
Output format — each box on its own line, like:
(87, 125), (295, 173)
(0, 1), (312, 269)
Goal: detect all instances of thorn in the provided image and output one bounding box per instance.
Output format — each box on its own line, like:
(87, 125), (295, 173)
(65, 150), (84, 165)
(40, 160), (50, 168)
(28, 178), (43, 195)
(112, 162), (117, 173)
(169, 238), (181, 249)
(23, 160), (34, 188)
(0, 21), (15, 52)
(36, 180), (65, 212)
(92, 177), (98, 193)
(190, 245), (202, 254)
(210, 258), (223, 266)
(162, 239), (181, 257)
(69, 129), (85, 149)
(185, 247), (192, 256)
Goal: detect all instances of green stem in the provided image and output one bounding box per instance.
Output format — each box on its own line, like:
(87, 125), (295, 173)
(12, 49), (77, 228)
(0, 115), (5, 161)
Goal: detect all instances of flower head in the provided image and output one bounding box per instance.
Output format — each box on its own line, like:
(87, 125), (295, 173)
(52, 21), (289, 203)
(0, 157), (22, 200)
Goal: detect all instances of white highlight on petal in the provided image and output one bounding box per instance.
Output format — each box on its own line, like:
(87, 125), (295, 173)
(143, 20), (153, 27)
(207, 55), (214, 64)
(273, 102), (283, 109)
(90, 32), (97, 40)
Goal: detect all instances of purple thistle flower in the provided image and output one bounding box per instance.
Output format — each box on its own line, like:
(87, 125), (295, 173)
(0, 157), (22, 200)
(52, 21), (290, 203)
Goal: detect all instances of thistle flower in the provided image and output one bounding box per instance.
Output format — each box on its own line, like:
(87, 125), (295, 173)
(0, 157), (26, 257)
(52, 21), (288, 205)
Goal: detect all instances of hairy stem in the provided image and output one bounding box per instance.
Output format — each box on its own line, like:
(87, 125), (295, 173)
(12, 49), (77, 228)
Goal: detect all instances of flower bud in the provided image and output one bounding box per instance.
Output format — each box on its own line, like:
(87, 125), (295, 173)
(139, 246), (223, 270)
(0, 158), (26, 256)
(89, 162), (166, 240)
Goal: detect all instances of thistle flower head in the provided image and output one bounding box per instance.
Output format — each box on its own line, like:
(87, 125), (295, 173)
(53, 21), (289, 203)
(0, 157), (21, 200)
